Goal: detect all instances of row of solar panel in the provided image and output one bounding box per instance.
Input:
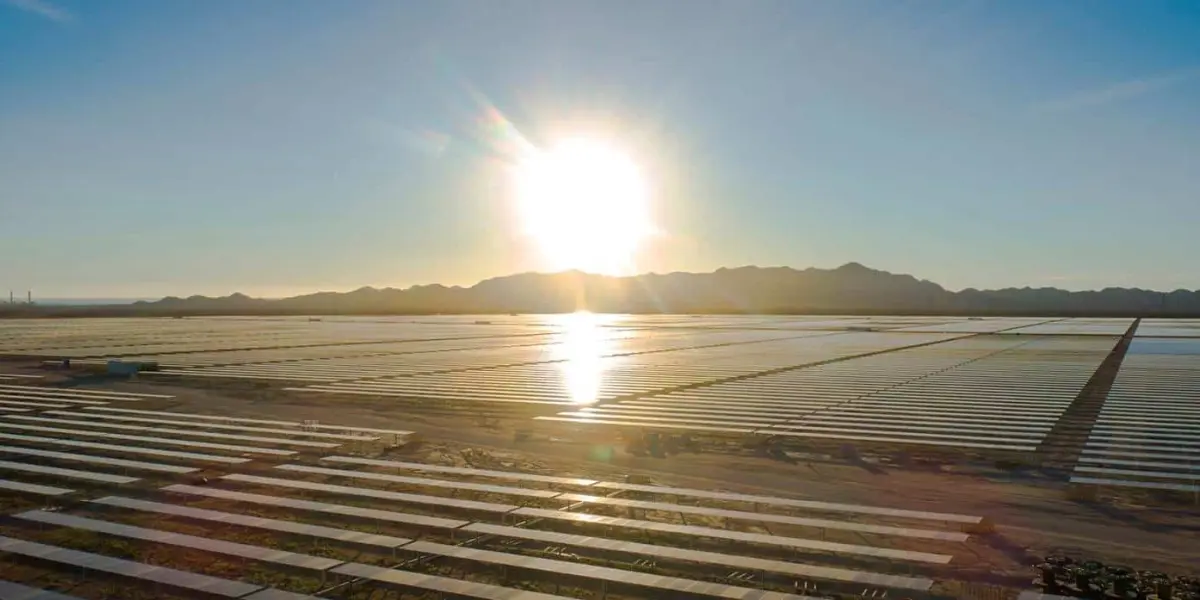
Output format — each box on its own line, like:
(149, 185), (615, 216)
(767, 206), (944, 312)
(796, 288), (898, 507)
(1071, 350), (1200, 493)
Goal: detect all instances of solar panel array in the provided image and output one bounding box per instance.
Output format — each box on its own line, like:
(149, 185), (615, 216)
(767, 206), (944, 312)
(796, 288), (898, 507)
(543, 335), (1119, 451)
(1071, 337), (1200, 493)
(3, 314), (1197, 598)
(1, 315), (1030, 386)
(0, 397), (989, 599)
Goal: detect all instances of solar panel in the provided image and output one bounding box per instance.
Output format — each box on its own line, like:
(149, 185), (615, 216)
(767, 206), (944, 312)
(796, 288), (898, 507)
(509, 507), (950, 564)
(1074, 466), (1200, 481)
(556, 410), (777, 428)
(0, 445), (194, 474)
(401, 540), (819, 600)
(288, 386), (574, 405)
(0, 400), (71, 409)
(300, 423), (413, 437)
(0, 384), (171, 400)
(242, 589), (325, 600)
(91, 496), (412, 550)
(762, 429), (1037, 451)
(0, 478), (73, 496)
(765, 424), (1039, 447)
(535, 415), (754, 434)
(0, 579), (86, 600)
(330, 562), (573, 600)
(1086, 440), (1200, 454)
(83, 406), (300, 426)
(0, 422), (296, 456)
(223, 473), (520, 513)
(0, 431), (250, 464)
(0, 535), (262, 598)
(461, 522), (933, 591)
(62, 411), (378, 441)
(1076, 456), (1200, 472)
(1069, 476), (1198, 492)
(587, 481), (984, 525)
(1017, 592), (1077, 600)
(162, 484), (471, 530)
(275, 464), (563, 499)
(320, 456), (600, 486)
(3, 415), (340, 448)
(15, 511), (345, 572)
(0, 459), (139, 485)
(318, 456), (981, 526)
(554, 493), (967, 542)
(1082, 447), (1200, 461)
(0, 394), (107, 406)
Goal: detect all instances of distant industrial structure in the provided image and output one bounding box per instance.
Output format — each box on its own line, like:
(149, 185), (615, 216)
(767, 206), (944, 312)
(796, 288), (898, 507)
(6, 290), (33, 304)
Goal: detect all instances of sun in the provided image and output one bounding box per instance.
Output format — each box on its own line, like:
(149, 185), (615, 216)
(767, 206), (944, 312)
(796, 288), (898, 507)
(512, 138), (654, 275)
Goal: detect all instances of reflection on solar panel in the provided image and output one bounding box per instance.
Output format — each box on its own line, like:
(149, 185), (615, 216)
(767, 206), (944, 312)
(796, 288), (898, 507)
(0, 580), (83, 600)
(91, 496), (413, 550)
(0, 459), (138, 484)
(0, 431), (250, 464)
(15, 511), (345, 572)
(0, 535), (262, 598)
(0, 445), (197, 473)
(286, 331), (968, 405)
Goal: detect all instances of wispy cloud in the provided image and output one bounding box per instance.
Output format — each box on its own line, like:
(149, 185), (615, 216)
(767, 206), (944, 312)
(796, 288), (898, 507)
(1037, 68), (1200, 112)
(3, 0), (73, 22)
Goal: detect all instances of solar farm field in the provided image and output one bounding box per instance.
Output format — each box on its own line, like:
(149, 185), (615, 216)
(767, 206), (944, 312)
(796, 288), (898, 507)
(0, 383), (988, 600)
(0, 314), (1197, 599)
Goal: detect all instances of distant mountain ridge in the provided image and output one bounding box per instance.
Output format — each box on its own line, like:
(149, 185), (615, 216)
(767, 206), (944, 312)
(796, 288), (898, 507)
(5, 263), (1197, 317)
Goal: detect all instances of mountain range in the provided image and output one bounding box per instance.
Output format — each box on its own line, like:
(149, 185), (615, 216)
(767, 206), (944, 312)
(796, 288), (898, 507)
(4, 263), (1197, 317)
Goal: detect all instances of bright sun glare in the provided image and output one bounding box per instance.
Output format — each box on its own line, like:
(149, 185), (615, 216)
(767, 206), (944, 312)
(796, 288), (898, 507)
(513, 138), (654, 275)
(552, 310), (613, 405)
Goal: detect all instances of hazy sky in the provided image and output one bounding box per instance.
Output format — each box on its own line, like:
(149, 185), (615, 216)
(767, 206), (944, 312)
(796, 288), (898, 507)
(2, 1), (1199, 298)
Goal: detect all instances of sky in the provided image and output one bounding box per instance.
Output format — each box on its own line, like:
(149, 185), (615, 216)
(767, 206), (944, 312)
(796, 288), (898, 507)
(2, 0), (1199, 298)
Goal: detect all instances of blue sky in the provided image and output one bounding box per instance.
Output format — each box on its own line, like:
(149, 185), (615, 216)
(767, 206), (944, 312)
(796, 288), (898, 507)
(2, 0), (1199, 298)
